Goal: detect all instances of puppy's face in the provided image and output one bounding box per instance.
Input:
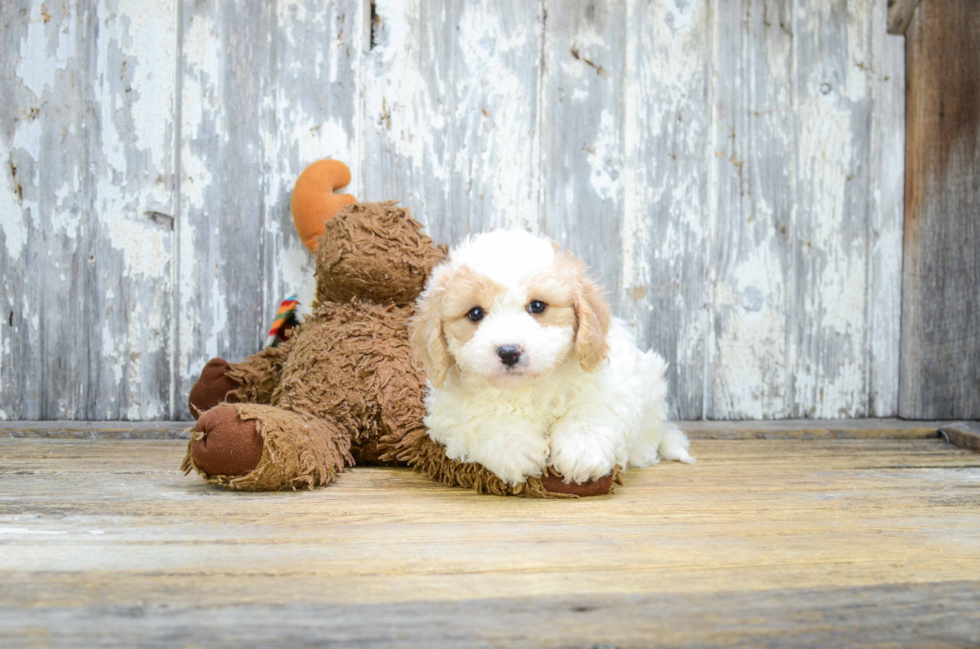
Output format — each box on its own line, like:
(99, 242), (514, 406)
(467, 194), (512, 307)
(411, 231), (610, 388)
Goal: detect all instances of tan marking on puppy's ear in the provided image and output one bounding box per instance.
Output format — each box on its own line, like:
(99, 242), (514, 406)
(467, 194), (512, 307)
(410, 267), (452, 387)
(556, 252), (611, 372)
(549, 239), (561, 254)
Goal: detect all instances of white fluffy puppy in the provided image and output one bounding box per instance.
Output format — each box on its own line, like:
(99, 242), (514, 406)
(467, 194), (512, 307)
(410, 230), (694, 486)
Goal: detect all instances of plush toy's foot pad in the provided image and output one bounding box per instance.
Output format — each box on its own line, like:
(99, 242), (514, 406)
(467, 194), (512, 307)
(540, 471), (615, 497)
(191, 405), (264, 477)
(188, 358), (241, 420)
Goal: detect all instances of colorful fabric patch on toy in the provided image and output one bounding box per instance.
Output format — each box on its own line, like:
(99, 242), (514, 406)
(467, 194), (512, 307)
(265, 296), (299, 348)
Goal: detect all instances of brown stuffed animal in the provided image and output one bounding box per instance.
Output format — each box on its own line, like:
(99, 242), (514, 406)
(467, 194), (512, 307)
(182, 169), (617, 497)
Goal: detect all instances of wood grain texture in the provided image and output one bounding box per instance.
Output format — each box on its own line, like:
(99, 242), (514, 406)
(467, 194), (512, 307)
(708, 0), (795, 418)
(706, 0), (905, 419)
(887, 0), (920, 35)
(361, 0), (543, 242)
(540, 0), (625, 302)
(900, 0), (980, 419)
(680, 417), (948, 439)
(90, 0), (178, 421)
(868, 0), (906, 417)
(792, 0), (877, 418)
(621, 0), (710, 419)
(0, 420), (190, 439)
(0, 0), (177, 420)
(941, 421), (980, 453)
(1, 435), (979, 645)
(1, 1), (912, 420)
(3, 581), (980, 647)
(176, 1), (276, 417)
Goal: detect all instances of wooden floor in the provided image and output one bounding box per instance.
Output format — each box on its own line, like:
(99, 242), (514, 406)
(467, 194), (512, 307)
(2, 421), (980, 647)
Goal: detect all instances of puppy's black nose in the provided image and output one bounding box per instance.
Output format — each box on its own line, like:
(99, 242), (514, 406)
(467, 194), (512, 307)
(497, 345), (522, 367)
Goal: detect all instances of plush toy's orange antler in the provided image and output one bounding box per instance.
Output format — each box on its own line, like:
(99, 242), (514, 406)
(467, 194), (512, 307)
(291, 159), (356, 252)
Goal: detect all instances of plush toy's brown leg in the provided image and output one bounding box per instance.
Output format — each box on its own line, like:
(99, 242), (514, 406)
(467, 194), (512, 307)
(188, 340), (298, 420)
(190, 405), (264, 476)
(540, 470), (616, 496)
(224, 339), (294, 405)
(182, 403), (354, 491)
(188, 358), (241, 420)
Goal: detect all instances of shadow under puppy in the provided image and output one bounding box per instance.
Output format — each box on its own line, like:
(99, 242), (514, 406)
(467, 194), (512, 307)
(411, 230), (695, 488)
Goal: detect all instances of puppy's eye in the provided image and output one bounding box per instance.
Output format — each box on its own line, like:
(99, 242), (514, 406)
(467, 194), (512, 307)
(467, 307), (485, 322)
(528, 300), (547, 314)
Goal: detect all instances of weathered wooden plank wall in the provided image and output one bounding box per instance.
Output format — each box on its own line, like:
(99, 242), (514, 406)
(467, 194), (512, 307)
(0, 0), (906, 421)
(900, 0), (980, 419)
(1, 0), (177, 419)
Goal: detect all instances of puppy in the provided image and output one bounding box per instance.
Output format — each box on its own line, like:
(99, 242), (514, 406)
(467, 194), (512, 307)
(410, 230), (694, 486)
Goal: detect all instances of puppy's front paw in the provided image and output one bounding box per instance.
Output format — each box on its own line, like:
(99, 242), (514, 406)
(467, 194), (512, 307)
(549, 422), (618, 484)
(477, 428), (550, 486)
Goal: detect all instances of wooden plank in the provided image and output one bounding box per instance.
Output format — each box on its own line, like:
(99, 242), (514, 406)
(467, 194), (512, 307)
(360, 0), (543, 243)
(0, 0), (53, 420)
(900, 0), (980, 419)
(0, 1), (177, 420)
(887, 0), (921, 35)
(706, 0), (795, 418)
(941, 421), (980, 453)
(2, 0), (913, 422)
(790, 0), (879, 418)
(868, 0), (906, 416)
(1, 436), (980, 645)
(89, 0), (178, 420)
(539, 0), (625, 301)
(176, 2), (278, 418)
(621, 0), (710, 419)
(707, 0), (903, 419)
(2, 581), (979, 647)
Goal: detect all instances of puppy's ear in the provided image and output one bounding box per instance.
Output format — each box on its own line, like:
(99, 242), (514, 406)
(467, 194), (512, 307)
(571, 260), (611, 372)
(410, 267), (452, 387)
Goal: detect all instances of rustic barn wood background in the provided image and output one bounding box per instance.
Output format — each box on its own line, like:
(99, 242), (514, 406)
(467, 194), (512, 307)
(1, 0), (909, 421)
(899, 0), (980, 420)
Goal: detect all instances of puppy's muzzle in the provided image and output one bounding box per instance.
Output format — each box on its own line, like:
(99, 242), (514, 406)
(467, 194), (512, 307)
(496, 345), (523, 367)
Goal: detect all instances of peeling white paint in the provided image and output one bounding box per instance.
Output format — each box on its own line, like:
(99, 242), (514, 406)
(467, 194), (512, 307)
(0, 329), (9, 420)
(204, 274), (228, 361)
(1, 0), (906, 420)
(0, 151), (27, 258)
(711, 247), (790, 419)
(587, 110), (621, 202)
(114, 0), (176, 185)
(364, 1), (540, 237)
(16, 5), (74, 99)
(365, 1), (446, 188)
(178, 10), (221, 386)
(3, 111), (44, 259)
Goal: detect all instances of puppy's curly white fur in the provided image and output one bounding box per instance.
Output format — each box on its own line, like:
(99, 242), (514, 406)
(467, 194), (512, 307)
(410, 230), (694, 486)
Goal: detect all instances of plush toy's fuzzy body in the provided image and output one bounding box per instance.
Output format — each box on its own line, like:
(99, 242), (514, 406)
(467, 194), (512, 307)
(182, 201), (619, 497)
